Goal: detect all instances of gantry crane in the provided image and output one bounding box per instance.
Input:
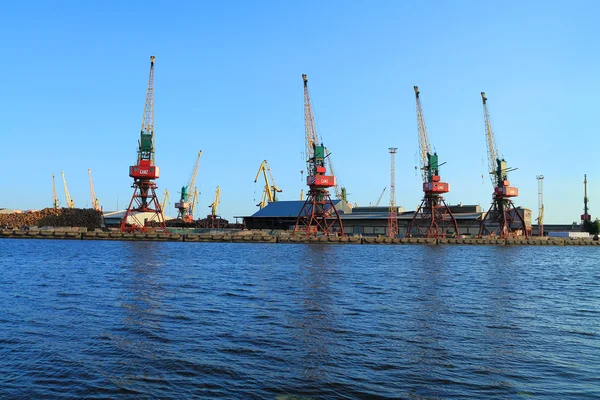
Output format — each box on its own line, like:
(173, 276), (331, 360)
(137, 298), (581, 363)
(61, 171), (75, 209)
(88, 168), (101, 211)
(52, 174), (60, 209)
(479, 92), (528, 238)
(208, 186), (220, 229)
(161, 188), (170, 219)
(121, 56), (166, 232)
(407, 86), (459, 238)
(254, 160), (282, 209)
(175, 150), (203, 222)
(294, 74), (344, 236)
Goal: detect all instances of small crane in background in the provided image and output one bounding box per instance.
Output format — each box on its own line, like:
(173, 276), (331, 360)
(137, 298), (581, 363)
(175, 150), (203, 223)
(52, 174), (60, 209)
(254, 160), (282, 209)
(372, 187), (386, 207)
(61, 171), (74, 209)
(208, 186), (220, 229)
(88, 168), (101, 211)
(161, 189), (170, 219)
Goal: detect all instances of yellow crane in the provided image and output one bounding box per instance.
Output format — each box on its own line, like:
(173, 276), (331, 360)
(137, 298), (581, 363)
(175, 150), (203, 222)
(161, 189), (170, 218)
(300, 189), (304, 200)
(52, 174), (60, 209)
(209, 186), (220, 217)
(324, 147), (347, 202)
(61, 171), (74, 209)
(88, 168), (101, 211)
(254, 160), (282, 209)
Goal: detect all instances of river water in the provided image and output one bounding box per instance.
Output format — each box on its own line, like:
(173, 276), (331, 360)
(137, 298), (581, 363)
(0, 239), (599, 399)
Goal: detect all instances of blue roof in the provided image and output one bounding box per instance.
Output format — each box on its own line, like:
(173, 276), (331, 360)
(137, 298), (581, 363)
(250, 200), (342, 218)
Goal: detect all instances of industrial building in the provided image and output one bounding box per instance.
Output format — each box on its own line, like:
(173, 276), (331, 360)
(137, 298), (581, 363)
(242, 201), (535, 237)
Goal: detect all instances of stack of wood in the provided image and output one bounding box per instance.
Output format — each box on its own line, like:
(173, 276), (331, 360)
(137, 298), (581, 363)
(0, 208), (103, 230)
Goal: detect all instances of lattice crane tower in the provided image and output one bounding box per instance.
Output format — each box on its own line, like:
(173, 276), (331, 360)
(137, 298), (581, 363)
(387, 148), (398, 238)
(537, 175), (544, 237)
(407, 86), (459, 238)
(478, 92), (528, 238)
(120, 56), (166, 232)
(293, 74), (344, 236)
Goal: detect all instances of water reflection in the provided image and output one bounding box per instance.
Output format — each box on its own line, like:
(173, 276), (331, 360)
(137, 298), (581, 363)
(290, 245), (338, 379)
(104, 242), (169, 388)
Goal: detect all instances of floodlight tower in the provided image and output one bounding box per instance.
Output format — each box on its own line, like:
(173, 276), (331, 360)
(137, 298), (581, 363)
(387, 147), (398, 237)
(536, 175), (544, 237)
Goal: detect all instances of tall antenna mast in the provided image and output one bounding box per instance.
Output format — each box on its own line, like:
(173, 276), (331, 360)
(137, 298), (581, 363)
(387, 147), (398, 238)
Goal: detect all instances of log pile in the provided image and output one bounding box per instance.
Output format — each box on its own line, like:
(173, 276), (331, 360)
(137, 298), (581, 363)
(0, 208), (103, 230)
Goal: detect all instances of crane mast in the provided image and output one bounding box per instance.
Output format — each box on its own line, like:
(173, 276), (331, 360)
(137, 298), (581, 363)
(254, 160), (282, 209)
(407, 86), (459, 238)
(175, 150), (203, 222)
(537, 175), (544, 236)
(294, 74), (344, 236)
(121, 56), (165, 232)
(52, 174), (60, 209)
(479, 92), (529, 238)
(88, 168), (101, 211)
(61, 171), (74, 209)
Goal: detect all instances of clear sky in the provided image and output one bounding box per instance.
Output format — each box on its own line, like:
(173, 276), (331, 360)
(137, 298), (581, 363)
(1, 1), (598, 224)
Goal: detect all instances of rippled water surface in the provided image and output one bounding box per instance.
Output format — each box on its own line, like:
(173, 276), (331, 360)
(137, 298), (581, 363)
(1, 239), (599, 399)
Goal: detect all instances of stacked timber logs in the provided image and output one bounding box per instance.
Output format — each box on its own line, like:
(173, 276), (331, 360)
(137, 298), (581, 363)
(0, 208), (102, 230)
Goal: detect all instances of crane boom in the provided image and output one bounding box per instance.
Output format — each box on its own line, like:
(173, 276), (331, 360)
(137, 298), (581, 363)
(481, 92), (501, 186)
(303, 74), (320, 176)
(415, 86), (432, 182)
(61, 171), (74, 209)
(88, 168), (100, 211)
(188, 150), (202, 201)
(52, 174), (60, 209)
(161, 189), (170, 218)
(375, 187), (387, 207)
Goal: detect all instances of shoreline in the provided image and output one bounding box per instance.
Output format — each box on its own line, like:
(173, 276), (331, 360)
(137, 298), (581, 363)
(1, 229), (599, 246)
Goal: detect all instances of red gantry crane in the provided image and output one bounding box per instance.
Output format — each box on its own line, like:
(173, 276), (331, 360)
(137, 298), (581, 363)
(120, 56), (166, 232)
(407, 86), (459, 238)
(479, 92), (528, 238)
(294, 74), (344, 236)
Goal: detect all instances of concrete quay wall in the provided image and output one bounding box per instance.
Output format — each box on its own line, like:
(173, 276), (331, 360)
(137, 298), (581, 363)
(1, 229), (599, 246)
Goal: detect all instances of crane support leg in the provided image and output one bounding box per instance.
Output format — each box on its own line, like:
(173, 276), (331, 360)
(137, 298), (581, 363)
(121, 180), (166, 233)
(479, 197), (529, 238)
(294, 189), (344, 236)
(407, 195), (460, 238)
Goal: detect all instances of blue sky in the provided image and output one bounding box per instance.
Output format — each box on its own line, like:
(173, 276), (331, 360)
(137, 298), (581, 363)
(1, 1), (597, 224)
